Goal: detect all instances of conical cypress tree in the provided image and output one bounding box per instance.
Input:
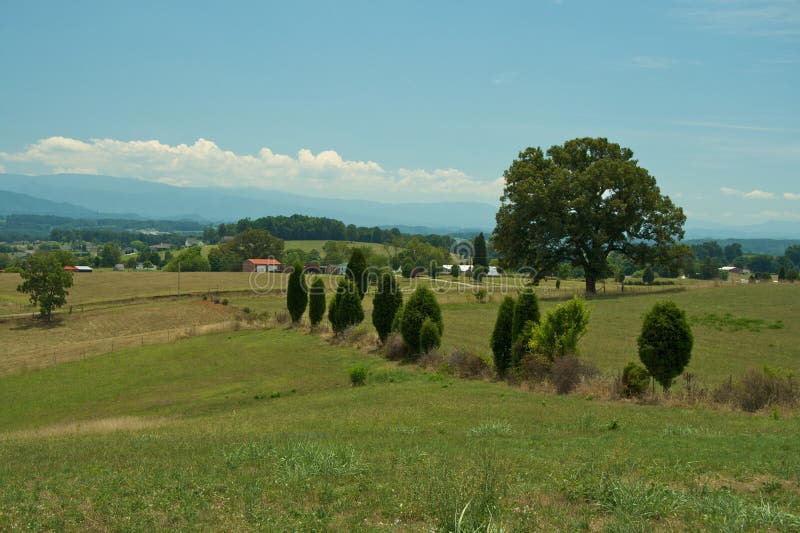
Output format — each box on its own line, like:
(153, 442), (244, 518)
(400, 286), (443, 356)
(286, 261), (308, 323)
(372, 271), (403, 343)
(512, 288), (540, 341)
(308, 277), (326, 327)
(328, 278), (365, 334)
(491, 296), (515, 376)
(346, 248), (368, 299)
(473, 232), (488, 268)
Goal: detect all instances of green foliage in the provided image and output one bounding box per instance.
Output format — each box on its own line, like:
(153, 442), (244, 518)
(511, 288), (540, 342)
(690, 312), (783, 332)
(99, 242), (122, 267)
(164, 247), (210, 272)
(638, 301), (693, 390)
(400, 286), (443, 356)
(17, 254), (74, 320)
(308, 277), (326, 327)
(473, 232), (488, 268)
(349, 365), (367, 386)
(529, 297), (590, 361)
(207, 246), (241, 272)
(328, 278), (365, 334)
(286, 261), (308, 323)
(395, 237), (450, 276)
(451, 263), (460, 278)
(787, 268), (799, 282)
(492, 137), (686, 293)
(642, 266), (655, 284)
(346, 248), (368, 299)
(372, 272), (403, 343)
(225, 228), (284, 264)
(419, 318), (442, 354)
(46, 249), (77, 268)
(490, 296), (516, 376)
(621, 362), (651, 397)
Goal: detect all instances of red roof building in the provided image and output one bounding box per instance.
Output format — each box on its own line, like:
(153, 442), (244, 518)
(243, 258), (281, 273)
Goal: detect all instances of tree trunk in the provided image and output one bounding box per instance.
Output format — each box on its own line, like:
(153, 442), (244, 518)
(585, 276), (597, 295)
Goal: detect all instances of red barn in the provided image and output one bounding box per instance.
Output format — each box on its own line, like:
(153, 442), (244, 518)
(243, 258), (281, 273)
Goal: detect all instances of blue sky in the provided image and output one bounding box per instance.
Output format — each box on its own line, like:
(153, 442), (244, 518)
(0, 0), (798, 224)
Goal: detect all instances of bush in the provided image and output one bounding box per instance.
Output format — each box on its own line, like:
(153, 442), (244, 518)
(519, 353), (551, 384)
(511, 288), (540, 342)
(221, 298), (229, 306)
(550, 355), (583, 394)
(713, 367), (797, 412)
(372, 272), (403, 343)
(474, 288), (488, 303)
(400, 286), (443, 357)
(621, 361), (651, 398)
(529, 296), (590, 361)
(349, 365), (368, 386)
(391, 305), (403, 333)
(286, 261), (308, 323)
(451, 263), (460, 278)
(447, 349), (491, 379)
(490, 296), (515, 377)
(383, 333), (411, 361)
(638, 301), (693, 390)
(642, 266), (655, 284)
(308, 277), (326, 327)
(328, 278), (364, 334)
(419, 317), (442, 354)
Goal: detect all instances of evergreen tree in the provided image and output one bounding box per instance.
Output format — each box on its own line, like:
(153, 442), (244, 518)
(451, 263), (460, 278)
(308, 277), (326, 327)
(638, 301), (693, 390)
(511, 288), (540, 342)
(328, 278), (365, 334)
(473, 232), (488, 268)
(346, 248), (369, 299)
(400, 286), (443, 356)
(286, 261), (308, 323)
(491, 296), (515, 376)
(372, 271), (403, 343)
(642, 265), (655, 284)
(419, 318), (442, 353)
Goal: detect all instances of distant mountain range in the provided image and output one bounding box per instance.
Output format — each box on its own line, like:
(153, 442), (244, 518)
(0, 172), (797, 240)
(0, 173), (497, 232)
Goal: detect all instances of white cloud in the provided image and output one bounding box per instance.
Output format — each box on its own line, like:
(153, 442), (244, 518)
(784, 192), (800, 200)
(680, 0), (800, 38)
(0, 136), (504, 203)
(720, 187), (775, 199)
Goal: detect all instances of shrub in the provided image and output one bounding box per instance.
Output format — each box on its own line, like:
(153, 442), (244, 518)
(529, 296), (590, 361)
(419, 317), (442, 354)
(638, 301), (693, 390)
(349, 365), (368, 386)
(474, 288), (488, 303)
(621, 361), (651, 398)
(274, 311), (290, 325)
(451, 263), (460, 278)
(286, 261), (308, 323)
(447, 349), (491, 379)
(400, 286), (443, 357)
(490, 296), (515, 377)
(642, 266), (655, 284)
(549, 355), (583, 394)
(328, 278), (365, 334)
(391, 305), (404, 333)
(511, 288), (540, 342)
(346, 248), (368, 299)
(713, 367), (797, 412)
(221, 298), (229, 306)
(519, 353), (551, 383)
(383, 333), (411, 361)
(308, 277), (326, 327)
(372, 272), (403, 343)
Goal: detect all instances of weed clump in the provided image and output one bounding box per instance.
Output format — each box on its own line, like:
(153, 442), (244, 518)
(621, 361), (651, 398)
(349, 365), (367, 386)
(713, 366), (797, 412)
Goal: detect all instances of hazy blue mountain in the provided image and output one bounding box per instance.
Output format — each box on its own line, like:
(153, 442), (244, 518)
(684, 219), (799, 240)
(0, 173), (498, 228)
(0, 190), (100, 218)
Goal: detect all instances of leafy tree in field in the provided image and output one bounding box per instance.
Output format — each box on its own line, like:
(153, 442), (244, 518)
(207, 247), (240, 272)
(699, 257), (720, 280)
(346, 248), (368, 299)
(492, 137), (686, 294)
(778, 267), (786, 281)
(287, 261), (308, 323)
(637, 301), (693, 390)
(642, 266), (655, 284)
(46, 249), (77, 267)
(785, 245), (800, 267)
(787, 268), (799, 282)
(419, 318), (441, 353)
(747, 254), (776, 274)
(451, 263), (460, 278)
(308, 277), (326, 327)
(529, 297), (590, 361)
(473, 232), (488, 268)
(0, 253), (10, 269)
(328, 278), (364, 334)
(511, 288), (540, 342)
(400, 286), (443, 356)
(491, 296), (516, 376)
(164, 247), (210, 272)
(99, 243), (122, 267)
(225, 228), (284, 263)
(372, 272), (403, 343)
(724, 242), (743, 264)
(17, 254), (74, 321)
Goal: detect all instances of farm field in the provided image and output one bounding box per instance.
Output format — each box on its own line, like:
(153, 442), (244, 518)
(1, 328), (799, 531)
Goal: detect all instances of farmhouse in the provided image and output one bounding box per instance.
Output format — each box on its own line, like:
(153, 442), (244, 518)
(243, 258), (281, 273)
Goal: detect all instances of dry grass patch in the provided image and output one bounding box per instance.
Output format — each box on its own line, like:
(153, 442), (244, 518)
(0, 416), (169, 440)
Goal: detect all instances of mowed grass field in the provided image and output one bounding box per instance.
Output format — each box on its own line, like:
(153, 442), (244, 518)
(1, 328), (799, 531)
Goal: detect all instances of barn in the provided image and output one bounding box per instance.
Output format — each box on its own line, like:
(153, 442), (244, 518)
(243, 258), (281, 273)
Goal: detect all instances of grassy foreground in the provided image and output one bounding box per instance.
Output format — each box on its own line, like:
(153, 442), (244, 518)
(1, 328), (799, 531)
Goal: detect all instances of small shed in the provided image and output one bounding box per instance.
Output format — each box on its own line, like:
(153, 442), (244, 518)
(75, 266), (93, 273)
(243, 258), (281, 273)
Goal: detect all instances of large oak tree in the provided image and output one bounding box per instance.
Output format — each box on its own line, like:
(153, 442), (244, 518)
(492, 138), (686, 294)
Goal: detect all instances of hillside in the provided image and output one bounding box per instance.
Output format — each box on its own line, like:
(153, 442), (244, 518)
(0, 190), (98, 218)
